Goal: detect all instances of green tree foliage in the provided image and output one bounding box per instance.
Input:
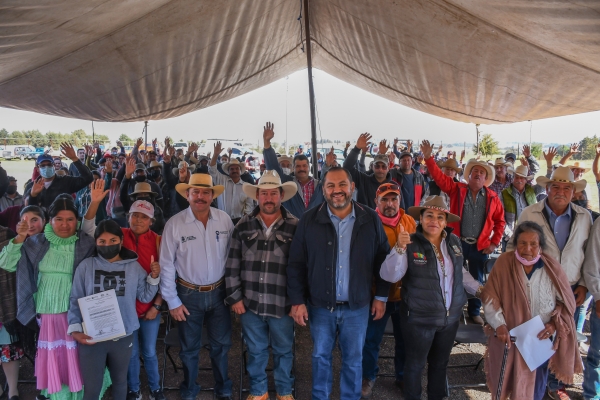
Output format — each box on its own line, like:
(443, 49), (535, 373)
(0, 128), (112, 148)
(530, 143), (543, 159)
(118, 134), (133, 145)
(578, 135), (598, 160)
(473, 133), (499, 157)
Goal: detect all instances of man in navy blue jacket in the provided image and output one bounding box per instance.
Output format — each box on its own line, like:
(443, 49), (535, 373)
(287, 167), (392, 400)
(262, 122), (324, 218)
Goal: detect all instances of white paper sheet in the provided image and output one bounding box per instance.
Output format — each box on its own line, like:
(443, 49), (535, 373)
(509, 315), (555, 371)
(78, 289), (126, 343)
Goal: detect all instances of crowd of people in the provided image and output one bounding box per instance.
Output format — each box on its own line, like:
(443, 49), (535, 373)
(0, 125), (598, 400)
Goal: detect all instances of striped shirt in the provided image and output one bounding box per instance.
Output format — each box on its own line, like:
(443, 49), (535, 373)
(224, 206), (298, 318)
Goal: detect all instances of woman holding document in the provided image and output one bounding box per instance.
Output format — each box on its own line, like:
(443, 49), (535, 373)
(67, 219), (160, 400)
(483, 221), (581, 400)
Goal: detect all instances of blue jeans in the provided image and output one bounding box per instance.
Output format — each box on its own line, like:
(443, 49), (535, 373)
(462, 242), (489, 317)
(362, 301), (404, 382)
(308, 303), (369, 400)
(127, 316), (161, 392)
(177, 283), (232, 399)
(535, 360), (549, 400)
(584, 301), (600, 399)
(240, 310), (294, 396)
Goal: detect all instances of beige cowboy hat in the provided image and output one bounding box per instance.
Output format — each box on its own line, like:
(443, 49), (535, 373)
(463, 159), (495, 187)
(130, 182), (157, 197)
(277, 155), (293, 165)
(566, 161), (591, 173)
(147, 161), (161, 169)
(493, 157), (512, 168)
(408, 195), (460, 223)
(437, 159), (462, 174)
(242, 170), (297, 202)
(172, 161), (196, 176)
(222, 158), (246, 174)
(176, 173), (224, 198)
(536, 166), (587, 193)
(513, 164), (534, 180)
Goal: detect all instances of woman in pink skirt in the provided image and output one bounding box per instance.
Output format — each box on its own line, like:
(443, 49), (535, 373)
(0, 194), (99, 400)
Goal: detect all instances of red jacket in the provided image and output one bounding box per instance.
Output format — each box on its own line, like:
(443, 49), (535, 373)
(122, 228), (161, 317)
(425, 157), (505, 251)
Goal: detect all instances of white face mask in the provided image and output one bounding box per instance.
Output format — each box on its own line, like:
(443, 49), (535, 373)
(282, 168), (291, 175)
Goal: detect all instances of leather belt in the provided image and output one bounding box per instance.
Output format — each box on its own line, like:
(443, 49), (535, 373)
(461, 237), (477, 244)
(177, 277), (223, 292)
(336, 301), (349, 305)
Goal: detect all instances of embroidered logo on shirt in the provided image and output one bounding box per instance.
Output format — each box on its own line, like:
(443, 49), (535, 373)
(412, 252), (427, 265)
(94, 270), (126, 296)
(181, 235), (197, 243)
(452, 245), (463, 256)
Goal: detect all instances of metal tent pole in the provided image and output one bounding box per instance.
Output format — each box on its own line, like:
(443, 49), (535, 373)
(303, 0), (319, 179)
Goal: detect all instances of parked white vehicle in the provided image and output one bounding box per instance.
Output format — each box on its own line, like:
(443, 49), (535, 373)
(1, 145), (36, 160)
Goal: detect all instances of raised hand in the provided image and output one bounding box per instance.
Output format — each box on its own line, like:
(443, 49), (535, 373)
(393, 138), (399, 146)
(30, 176), (45, 196)
(213, 141), (223, 158)
(90, 179), (109, 203)
(152, 138), (157, 147)
(178, 162), (188, 183)
(125, 156), (136, 178)
(15, 216), (29, 242)
(149, 255), (160, 278)
(437, 144), (443, 153)
(345, 141), (351, 149)
(263, 122), (275, 143)
(406, 140), (413, 150)
(522, 144), (531, 158)
(378, 139), (389, 155)
(543, 147), (557, 165)
(60, 142), (77, 161)
(162, 152), (171, 164)
(164, 137), (171, 148)
(116, 140), (123, 147)
(356, 133), (372, 151)
(93, 141), (100, 149)
(396, 225), (412, 249)
(596, 143), (600, 156)
(135, 137), (144, 148)
(569, 143), (580, 155)
(420, 140), (435, 160)
(325, 148), (336, 166)
(520, 157), (528, 167)
(460, 149), (466, 160)
(188, 142), (199, 154)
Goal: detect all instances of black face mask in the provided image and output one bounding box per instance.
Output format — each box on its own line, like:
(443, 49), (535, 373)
(148, 170), (161, 180)
(97, 244), (121, 260)
(573, 200), (589, 209)
(134, 175), (146, 183)
(6, 186), (17, 195)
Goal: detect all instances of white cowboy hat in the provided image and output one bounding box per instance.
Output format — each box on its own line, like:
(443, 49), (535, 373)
(408, 195), (460, 223)
(463, 159), (495, 187)
(242, 170), (297, 202)
(277, 155), (293, 165)
(536, 166), (587, 193)
(493, 157), (512, 168)
(175, 173), (225, 198)
(513, 165), (534, 180)
(565, 161), (591, 173)
(222, 158), (246, 174)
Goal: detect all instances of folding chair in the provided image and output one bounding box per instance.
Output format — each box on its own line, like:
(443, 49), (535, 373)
(160, 313), (215, 394)
(446, 319), (489, 389)
(239, 326), (296, 400)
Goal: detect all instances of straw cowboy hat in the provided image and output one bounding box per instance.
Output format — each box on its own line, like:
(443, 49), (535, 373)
(437, 159), (462, 174)
(172, 161), (196, 176)
(130, 182), (157, 197)
(242, 170), (297, 202)
(463, 159), (495, 187)
(277, 155), (293, 165)
(566, 161), (591, 173)
(222, 158), (246, 174)
(493, 158), (512, 168)
(175, 173), (225, 198)
(408, 195), (460, 223)
(536, 166), (587, 193)
(513, 165), (534, 180)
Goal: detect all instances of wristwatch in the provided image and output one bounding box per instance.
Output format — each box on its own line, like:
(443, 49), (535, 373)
(152, 304), (162, 311)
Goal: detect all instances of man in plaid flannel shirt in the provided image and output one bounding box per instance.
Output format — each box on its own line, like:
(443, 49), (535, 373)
(224, 170), (299, 400)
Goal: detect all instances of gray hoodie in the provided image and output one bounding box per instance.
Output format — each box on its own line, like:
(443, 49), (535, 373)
(68, 248), (160, 336)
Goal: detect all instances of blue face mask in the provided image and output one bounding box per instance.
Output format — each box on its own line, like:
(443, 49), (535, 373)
(39, 166), (55, 179)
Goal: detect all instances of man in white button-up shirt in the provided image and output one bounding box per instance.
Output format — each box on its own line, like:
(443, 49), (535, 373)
(208, 141), (254, 224)
(159, 173), (234, 400)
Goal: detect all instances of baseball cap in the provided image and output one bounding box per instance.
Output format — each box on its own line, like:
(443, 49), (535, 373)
(135, 163), (146, 171)
(376, 182), (401, 198)
(147, 150), (157, 155)
(505, 152), (517, 162)
(36, 154), (53, 164)
(103, 152), (113, 159)
(399, 150), (413, 159)
(129, 200), (155, 219)
(7, 176), (16, 182)
(373, 154), (388, 165)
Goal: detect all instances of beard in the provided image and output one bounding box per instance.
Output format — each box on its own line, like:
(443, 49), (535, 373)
(259, 202), (280, 215)
(382, 207), (398, 217)
(325, 191), (351, 209)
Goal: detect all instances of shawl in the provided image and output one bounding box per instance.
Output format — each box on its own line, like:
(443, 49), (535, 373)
(481, 251), (582, 399)
(0, 226), (17, 333)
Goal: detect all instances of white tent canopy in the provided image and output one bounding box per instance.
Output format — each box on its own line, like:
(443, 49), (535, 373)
(1, 0), (599, 124)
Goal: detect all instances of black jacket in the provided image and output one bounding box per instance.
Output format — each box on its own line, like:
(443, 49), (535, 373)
(26, 160), (93, 210)
(287, 201), (391, 311)
(400, 226), (467, 326)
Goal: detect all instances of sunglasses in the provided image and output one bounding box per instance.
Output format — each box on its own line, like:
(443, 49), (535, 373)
(373, 163), (389, 170)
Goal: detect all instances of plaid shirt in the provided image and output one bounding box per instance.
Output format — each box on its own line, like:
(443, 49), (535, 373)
(224, 206), (299, 318)
(488, 174), (513, 197)
(300, 178), (315, 209)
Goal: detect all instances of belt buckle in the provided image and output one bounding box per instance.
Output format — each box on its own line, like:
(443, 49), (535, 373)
(200, 285), (211, 292)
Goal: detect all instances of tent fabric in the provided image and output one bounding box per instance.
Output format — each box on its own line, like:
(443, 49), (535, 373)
(1, 0), (600, 124)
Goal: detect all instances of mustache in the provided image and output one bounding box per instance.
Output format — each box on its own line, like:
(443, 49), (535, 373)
(194, 199), (208, 204)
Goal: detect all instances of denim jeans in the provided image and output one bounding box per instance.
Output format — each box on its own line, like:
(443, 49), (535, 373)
(308, 303), (369, 400)
(240, 310), (294, 396)
(535, 360), (549, 400)
(584, 301), (600, 399)
(177, 283), (232, 399)
(400, 314), (459, 400)
(362, 301), (404, 382)
(462, 242), (489, 317)
(548, 285), (588, 391)
(127, 316), (161, 392)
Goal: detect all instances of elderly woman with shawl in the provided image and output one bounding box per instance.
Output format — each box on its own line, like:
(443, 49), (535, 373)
(483, 221), (582, 400)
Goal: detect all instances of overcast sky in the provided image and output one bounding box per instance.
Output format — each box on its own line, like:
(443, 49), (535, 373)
(0, 69), (598, 151)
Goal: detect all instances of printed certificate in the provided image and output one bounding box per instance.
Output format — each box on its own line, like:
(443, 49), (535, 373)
(78, 289), (126, 342)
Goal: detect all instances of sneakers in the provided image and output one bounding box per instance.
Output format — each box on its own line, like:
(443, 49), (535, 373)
(149, 389), (165, 400)
(276, 395), (295, 400)
(361, 379), (375, 399)
(548, 387), (571, 400)
(246, 394), (268, 400)
(126, 390), (142, 400)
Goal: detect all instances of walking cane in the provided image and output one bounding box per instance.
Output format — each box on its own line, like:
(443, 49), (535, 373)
(496, 336), (516, 399)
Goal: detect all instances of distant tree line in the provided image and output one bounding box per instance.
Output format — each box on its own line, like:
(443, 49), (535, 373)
(0, 128), (111, 148)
